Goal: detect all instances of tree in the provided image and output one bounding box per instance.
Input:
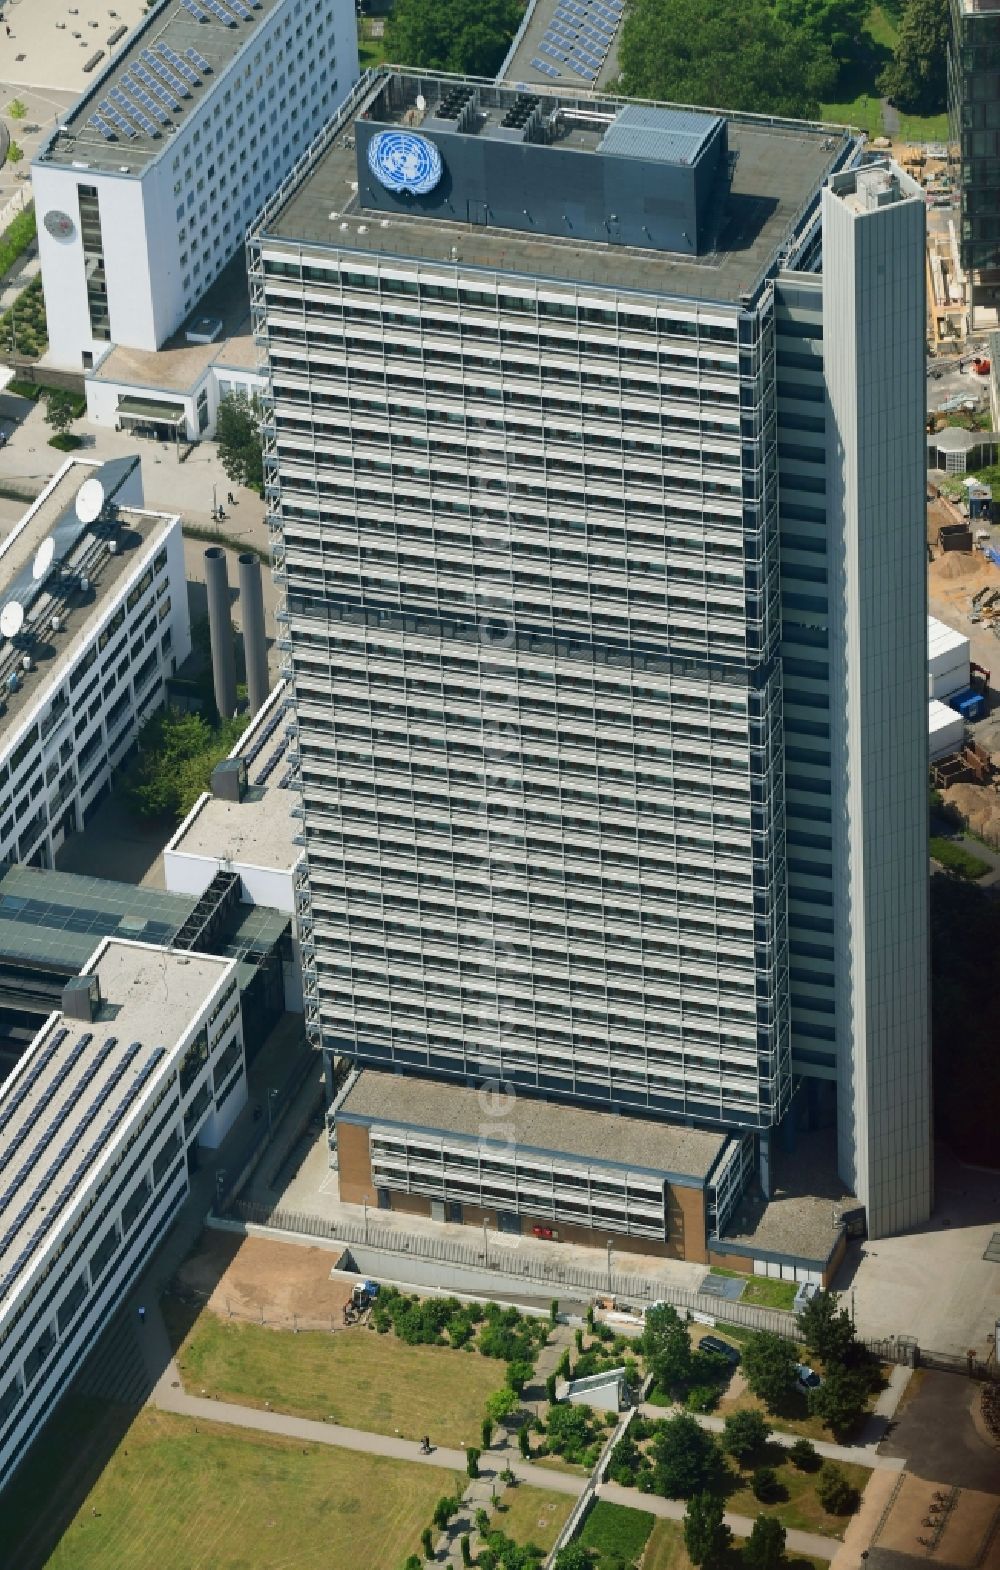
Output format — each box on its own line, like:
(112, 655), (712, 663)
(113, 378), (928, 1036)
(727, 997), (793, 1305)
(774, 0), (867, 66)
(721, 1408), (771, 1465)
(650, 1413), (721, 1498)
(618, 0), (838, 121)
(797, 1290), (858, 1366)
(789, 1436), (819, 1471)
(683, 1490), (731, 1570)
(215, 391), (263, 494)
(741, 1332), (799, 1411)
(751, 1465), (780, 1501)
(744, 1512), (787, 1570)
(506, 1359), (534, 1394)
(124, 708), (246, 820)
(878, 0), (949, 114)
(816, 1462), (860, 1514)
(641, 1303), (693, 1395)
(6, 142), (23, 165)
(44, 388), (77, 440)
(8, 99), (27, 120)
(486, 1386), (520, 1423)
(553, 1546), (596, 1570)
(383, 0), (523, 77)
(808, 1364), (870, 1438)
(466, 1445), (481, 1478)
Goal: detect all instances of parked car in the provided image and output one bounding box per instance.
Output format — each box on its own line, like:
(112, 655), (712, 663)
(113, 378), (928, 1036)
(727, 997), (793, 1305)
(699, 1335), (741, 1366)
(795, 1363), (821, 1394)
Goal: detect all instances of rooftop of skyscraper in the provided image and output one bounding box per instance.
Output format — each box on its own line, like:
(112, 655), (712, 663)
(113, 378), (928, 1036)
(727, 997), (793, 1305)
(256, 68), (859, 305)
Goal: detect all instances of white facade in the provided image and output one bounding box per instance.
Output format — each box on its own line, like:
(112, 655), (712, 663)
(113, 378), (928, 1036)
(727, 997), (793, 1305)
(822, 166), (932, 1239)
(929, 698), (965, 759)
(0, 938), (245, 1490)
(0, 457), (190, 872)
(33, 0), (359, 371)
(84, 336), (266, 444)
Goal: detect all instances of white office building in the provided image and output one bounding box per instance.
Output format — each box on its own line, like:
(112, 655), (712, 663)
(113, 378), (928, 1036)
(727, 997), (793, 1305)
(32, 0), (359, 375)
(253, 71), (931, 1250)
(0, 937), (245, 1490)
(0, 456), (190, 874)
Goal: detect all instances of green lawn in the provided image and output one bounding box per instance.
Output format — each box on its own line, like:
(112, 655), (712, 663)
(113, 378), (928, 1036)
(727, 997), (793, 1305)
(740, 1277), (799, 1311)
(724, 1450), (871, 1539)
(643, 1519), (691, 1570)
(34, 1408), (457, 1570)
(578, 1499), (655, 1564)
(358, 19), (388, 70)
(497, 1484), (575, 1552)
(930, 837), (991, 880)
(820, 2), (948, 141)
(164, 1298), (501, 1447)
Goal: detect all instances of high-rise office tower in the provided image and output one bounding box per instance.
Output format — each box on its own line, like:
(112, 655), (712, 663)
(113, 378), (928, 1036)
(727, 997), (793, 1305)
(948, 0), (1000, 324)
(253, 71), (931, 1267)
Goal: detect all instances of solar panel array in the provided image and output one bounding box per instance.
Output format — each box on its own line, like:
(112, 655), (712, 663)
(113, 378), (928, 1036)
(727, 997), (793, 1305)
(142, 46), (190, 100)
(186, 44), (214, 74)
(0, 1029), (68, 1139)
(134, 61), (182, 113)
(530, 0), (623, 82)
(109, 87), (161, 139)
(0, 1042), (168, 1301)
(158, 41), (202, 86)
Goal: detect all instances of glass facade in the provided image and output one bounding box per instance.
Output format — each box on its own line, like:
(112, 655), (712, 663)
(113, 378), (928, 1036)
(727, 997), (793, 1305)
(949, 0), (1000, 284)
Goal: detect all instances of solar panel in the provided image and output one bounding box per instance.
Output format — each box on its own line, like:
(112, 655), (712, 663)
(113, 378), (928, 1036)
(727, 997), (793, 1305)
(202, 0), (238, 26)
(104, 105), (138, 140)
(134, 62), (181, 111)
(142, 47), (190, 98)
(90, 113), (116, 141)
(186, 44), (213, 74)
(221, 0), (253, 17)
(530, 56), (560, 76)
(157, 42), (201, 85)
(125, 75), (171, 124)
(182, 0), (209, 18)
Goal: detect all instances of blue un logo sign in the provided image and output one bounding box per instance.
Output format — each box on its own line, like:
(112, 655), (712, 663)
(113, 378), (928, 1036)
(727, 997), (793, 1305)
(368, 130), (444, 195)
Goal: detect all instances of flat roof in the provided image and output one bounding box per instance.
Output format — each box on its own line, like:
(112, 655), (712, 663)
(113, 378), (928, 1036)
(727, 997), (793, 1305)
(501, 0), (624, 92)
(167, 685), (298, 874)
(718, 1129), (850, 1265)
(339, 1068), (728, 1182)
(92, 254), (258, 395)
(0, 458), (178, 747)
(258, 69), (856, 306)
(0, 938), (234, 1312)
(37, 0), (285, 174)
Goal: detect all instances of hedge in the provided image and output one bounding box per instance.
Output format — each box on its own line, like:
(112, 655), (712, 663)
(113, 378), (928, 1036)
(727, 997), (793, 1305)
(0, 207), (36, 280)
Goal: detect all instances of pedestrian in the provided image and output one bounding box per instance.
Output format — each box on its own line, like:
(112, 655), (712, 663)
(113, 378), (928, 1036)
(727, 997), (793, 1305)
(137, 1305), (146, 1324)
(227, 490), (235, 505)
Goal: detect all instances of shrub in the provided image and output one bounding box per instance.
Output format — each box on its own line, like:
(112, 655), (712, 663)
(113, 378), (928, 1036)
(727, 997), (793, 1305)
(486, 1386), (519, 1424)
(506, 1358), (533, 1394)
(817, 1463), (860, 1515)
(461, 1533), (473, 1566)
(751, 1465), (780, 1502)
(0, 205), (35, 276)
(789, 1437), (820, 1471)
(685, 1384), (720, 1414)
(546, 1372), (558, 1404)
(433, 1494), (460, 1529)
(467, 1446), (481, 1478)
(721, 1408), (771, 1465)
(421, 1525), (434, 1557)
(551, 1298), (560, 1324)
(518, 1422), (531, 1458)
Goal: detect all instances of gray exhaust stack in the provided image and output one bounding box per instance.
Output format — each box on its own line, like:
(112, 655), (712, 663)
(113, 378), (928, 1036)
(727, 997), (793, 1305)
(238, 551), (269, 715)
(204, 546), (237, 719)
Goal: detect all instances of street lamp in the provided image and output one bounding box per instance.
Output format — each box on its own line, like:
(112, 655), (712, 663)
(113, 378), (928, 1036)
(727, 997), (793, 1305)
(215, 1169), (226, 1212)
(606, 1240), (613, 1292)
(267, 1085), (278, 1140)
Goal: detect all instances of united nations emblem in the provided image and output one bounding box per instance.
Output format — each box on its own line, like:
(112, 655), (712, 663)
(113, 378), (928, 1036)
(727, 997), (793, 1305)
(367, 130), (443, 196)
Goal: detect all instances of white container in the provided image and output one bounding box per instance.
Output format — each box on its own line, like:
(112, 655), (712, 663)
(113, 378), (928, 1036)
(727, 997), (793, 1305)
(929, 698), (965, 760)
(928, 614), (970, 699)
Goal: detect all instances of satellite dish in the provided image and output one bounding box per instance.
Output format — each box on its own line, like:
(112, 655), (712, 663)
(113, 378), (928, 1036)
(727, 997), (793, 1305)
(416, 94), (426, 110)
(0, 601), (24, 640)
(32, 537), (55, 580)
(75, 478), (105, 524)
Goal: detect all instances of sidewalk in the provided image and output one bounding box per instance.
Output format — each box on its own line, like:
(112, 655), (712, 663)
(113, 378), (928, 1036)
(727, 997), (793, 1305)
(637, 1402), (906, 1474)
(597, 1481), (841, 1561)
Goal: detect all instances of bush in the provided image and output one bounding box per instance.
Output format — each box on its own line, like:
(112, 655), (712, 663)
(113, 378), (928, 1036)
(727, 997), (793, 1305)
(930, 836), (990, 880)
(486, 1386), (520, 1424)
(518, 1422), (531, 1458)
(433, 1494), (461, 1530)
(421, 1525), (434, 1557)
(506, 1358), (533, 1394)
(551, 1298), (560, 1324)
(48, 432), (82, 451)
(544, 1402), (601, 1465)
(789, 1437), (820, 1471)
(546, 1372), (558, 1404)
(751, 1465), (780, 1502)
(721, 1408), (770, 1465)
(0, 206), (35, 278)
(467, 1446), (481, 1478)
(650, 1413), (721, 1498)
(685, 1384), (721, 1414)
(817, 1463), (860, 1515)
(461, 1533), (472, 1566)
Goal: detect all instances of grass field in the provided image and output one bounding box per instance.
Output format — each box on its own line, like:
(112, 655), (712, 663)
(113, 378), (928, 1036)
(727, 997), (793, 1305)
(165, 1300), (501, 1447)
(357, 18), (388, 71)
(579, 1499), (655, 1563)
(30, 1408), (457, 1570)
(930, 836), (991, 880)
(740, 1277), (798, 1311)
(497, 1484), (575, 1552)
(643, 1519), (690, 1570)
(725, 1451), (872, 1539)
(819, 2), (949, 140)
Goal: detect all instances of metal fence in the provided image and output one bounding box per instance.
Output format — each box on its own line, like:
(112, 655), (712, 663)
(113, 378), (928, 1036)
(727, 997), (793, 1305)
(223, 1197), (801, 1338)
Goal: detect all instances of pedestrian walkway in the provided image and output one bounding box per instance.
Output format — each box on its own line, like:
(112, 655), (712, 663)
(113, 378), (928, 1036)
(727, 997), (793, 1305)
(637, 1402), (906, 1473)
(597, 1481), (842, 1560)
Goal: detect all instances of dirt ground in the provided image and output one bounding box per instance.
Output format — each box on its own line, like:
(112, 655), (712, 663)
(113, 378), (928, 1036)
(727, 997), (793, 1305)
(872, 1474), (1000, 1567)
(174, 1231), (355, 1330)
(941, 780), (1000, 839)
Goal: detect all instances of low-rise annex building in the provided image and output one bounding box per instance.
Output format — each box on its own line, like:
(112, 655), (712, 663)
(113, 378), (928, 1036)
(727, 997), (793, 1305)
(0, 937), (245, 1490)
(0, 455), (190, 874)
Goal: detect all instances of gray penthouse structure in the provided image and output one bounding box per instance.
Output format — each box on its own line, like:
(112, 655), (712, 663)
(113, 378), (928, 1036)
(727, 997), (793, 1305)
(252, 70), (931, 1257)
